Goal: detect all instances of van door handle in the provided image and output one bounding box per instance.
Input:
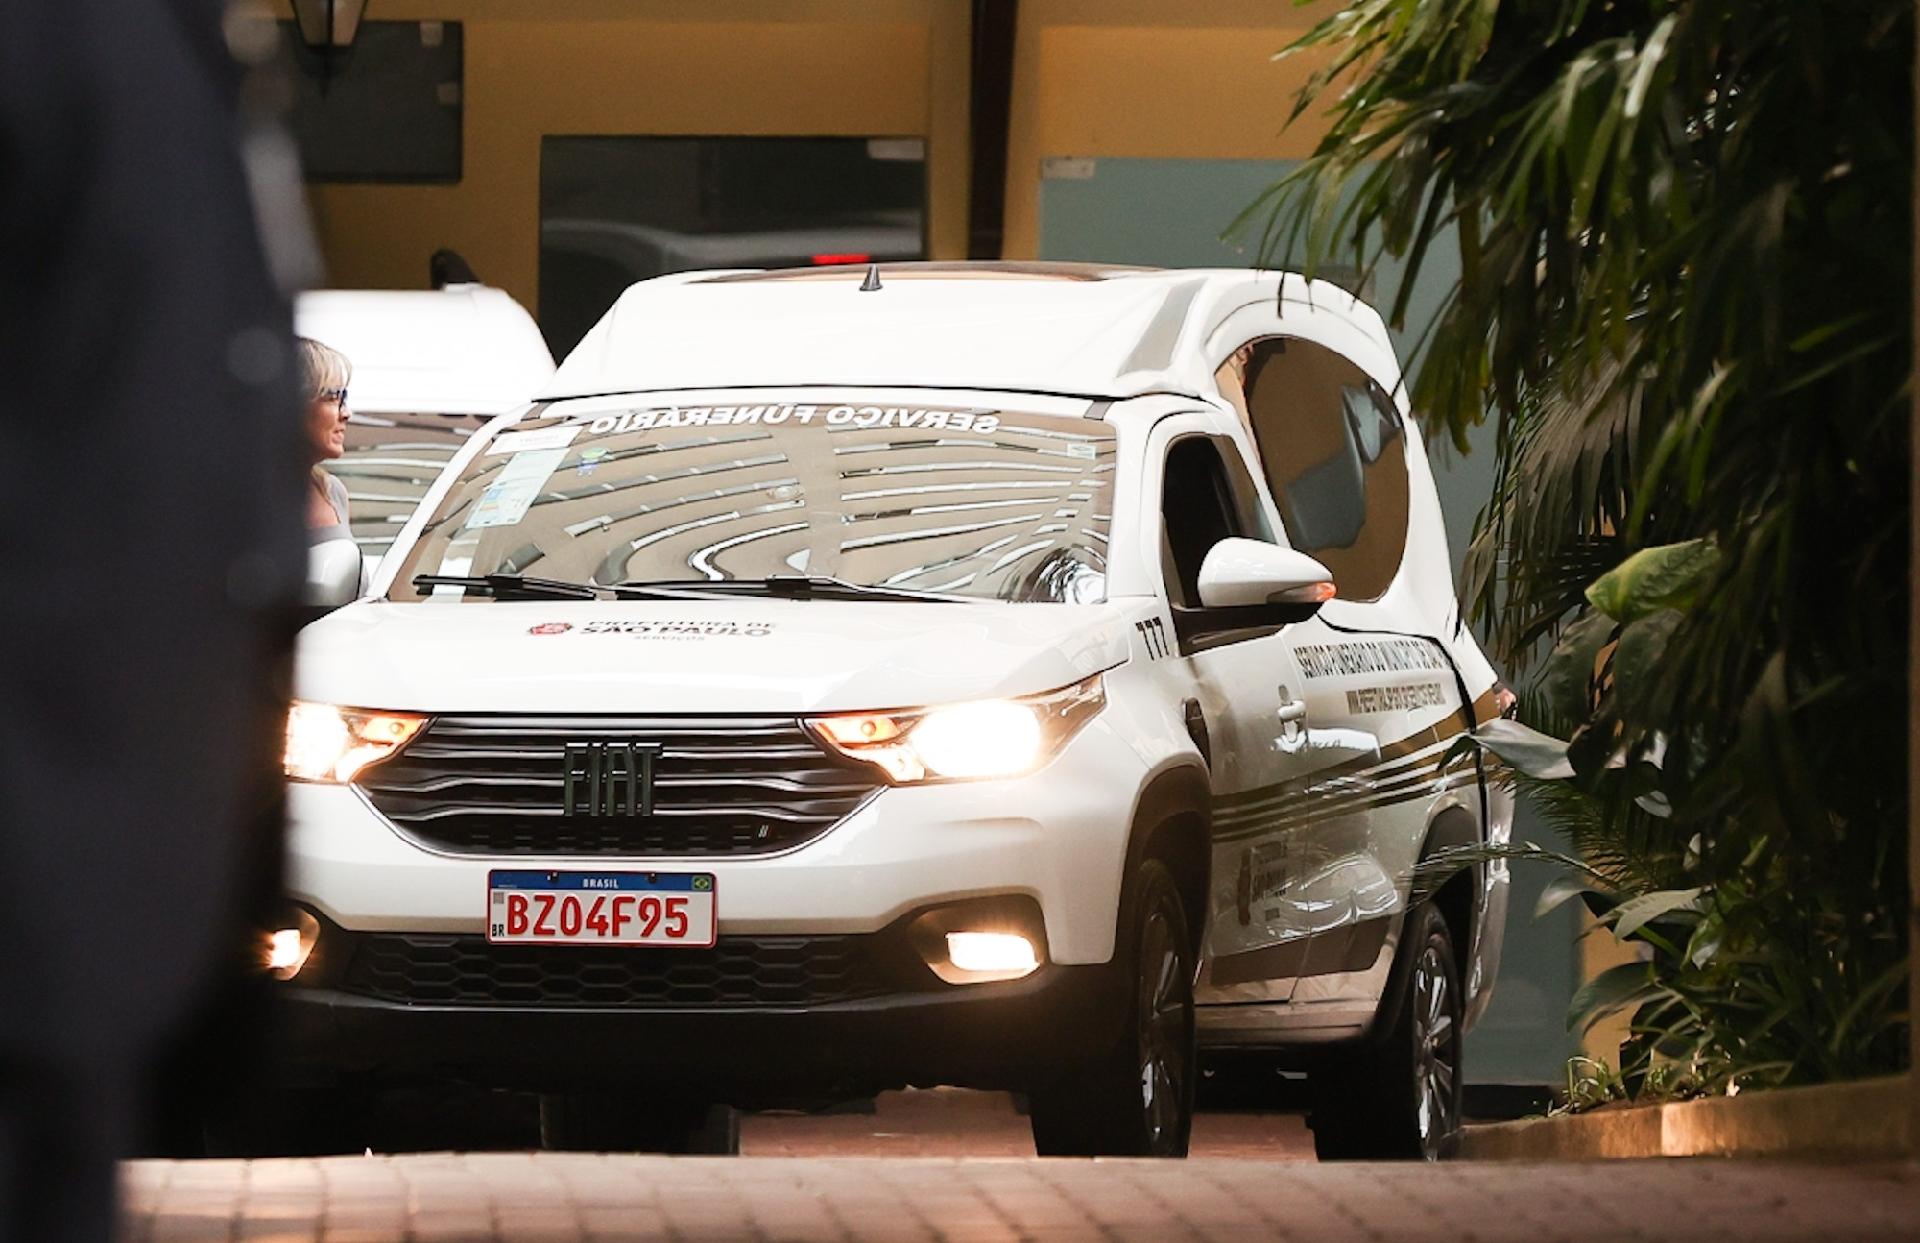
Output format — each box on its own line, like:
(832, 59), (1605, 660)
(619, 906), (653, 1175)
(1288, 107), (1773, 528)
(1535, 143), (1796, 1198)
(1276, 696), (1308, 754)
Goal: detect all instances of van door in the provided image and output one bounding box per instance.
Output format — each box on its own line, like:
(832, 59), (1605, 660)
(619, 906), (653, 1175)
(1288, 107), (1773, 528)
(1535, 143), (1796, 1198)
(1220, 335), (1475, 1008)
(1147, 424), (1373, 1008)
(1263, 614), (1469, 984)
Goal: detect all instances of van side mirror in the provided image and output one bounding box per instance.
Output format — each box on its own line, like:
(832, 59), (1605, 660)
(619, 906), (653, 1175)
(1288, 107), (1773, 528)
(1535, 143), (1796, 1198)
(1170, 538), (1334, 651)
(1197, 538), (1334, 609)
(305, 537), (363, 612)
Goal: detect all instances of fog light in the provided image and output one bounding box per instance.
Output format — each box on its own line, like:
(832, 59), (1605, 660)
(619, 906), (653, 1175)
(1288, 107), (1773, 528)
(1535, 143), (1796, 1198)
(261, 910), (319, 980)
(906, 896), (1048, 985)
(945, 931), (1038, 978)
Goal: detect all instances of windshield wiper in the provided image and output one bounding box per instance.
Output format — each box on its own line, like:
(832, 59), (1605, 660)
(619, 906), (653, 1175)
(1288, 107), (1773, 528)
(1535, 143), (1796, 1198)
(412, 573), (601, 601)
(603, 581), (750, 602)
(612, 576), (973, 604)
(762, 575), (975, 603)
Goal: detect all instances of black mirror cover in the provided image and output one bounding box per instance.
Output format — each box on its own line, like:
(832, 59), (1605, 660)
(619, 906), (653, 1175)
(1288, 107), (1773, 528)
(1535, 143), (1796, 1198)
(1168, 598), (1324, 654)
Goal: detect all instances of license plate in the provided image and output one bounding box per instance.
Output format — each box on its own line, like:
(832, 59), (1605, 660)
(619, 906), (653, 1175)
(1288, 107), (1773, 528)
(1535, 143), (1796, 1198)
(486, 870), (716, 947)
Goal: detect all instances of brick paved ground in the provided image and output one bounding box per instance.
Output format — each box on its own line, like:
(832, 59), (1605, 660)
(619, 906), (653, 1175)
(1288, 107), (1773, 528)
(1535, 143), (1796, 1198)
(336, 1088), (1312, 1161)
(121, 1154), (1920, 1242)
(738, 1090), (1314, 1159)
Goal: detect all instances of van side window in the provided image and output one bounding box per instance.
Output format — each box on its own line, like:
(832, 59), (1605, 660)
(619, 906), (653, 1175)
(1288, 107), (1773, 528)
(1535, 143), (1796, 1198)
(1159, 436), (1270, 609)
(1222, 338), (1411, 601)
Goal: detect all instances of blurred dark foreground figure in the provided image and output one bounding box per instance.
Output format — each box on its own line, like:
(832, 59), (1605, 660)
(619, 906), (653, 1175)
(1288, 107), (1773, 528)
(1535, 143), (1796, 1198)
(0, 2), (310, 1239)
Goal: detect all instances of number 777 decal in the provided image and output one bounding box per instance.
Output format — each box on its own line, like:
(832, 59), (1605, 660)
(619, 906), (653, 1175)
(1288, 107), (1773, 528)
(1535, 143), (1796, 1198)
(1134, 616), (1171, 660)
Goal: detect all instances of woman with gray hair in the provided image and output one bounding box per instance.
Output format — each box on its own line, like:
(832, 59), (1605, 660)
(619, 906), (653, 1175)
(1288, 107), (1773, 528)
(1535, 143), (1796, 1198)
(299, 336), (354, 540)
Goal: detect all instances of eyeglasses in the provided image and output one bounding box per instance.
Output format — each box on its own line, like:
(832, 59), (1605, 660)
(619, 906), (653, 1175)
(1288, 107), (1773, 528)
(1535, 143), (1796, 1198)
(318, 386), (349, 406)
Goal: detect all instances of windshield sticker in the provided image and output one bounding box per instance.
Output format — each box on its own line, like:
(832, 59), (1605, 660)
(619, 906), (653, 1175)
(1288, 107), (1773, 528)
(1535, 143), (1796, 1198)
(465, 448), (566, 530)
(486, 424), (581, 455)
(574, 446), (610, 477)
(580, 405), (1002, 437)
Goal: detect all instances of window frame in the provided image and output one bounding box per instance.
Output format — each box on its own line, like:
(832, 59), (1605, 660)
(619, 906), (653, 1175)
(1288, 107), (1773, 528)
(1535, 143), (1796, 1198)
(1212, 333), (1414, 603)
(1152, 426), (1302, 656)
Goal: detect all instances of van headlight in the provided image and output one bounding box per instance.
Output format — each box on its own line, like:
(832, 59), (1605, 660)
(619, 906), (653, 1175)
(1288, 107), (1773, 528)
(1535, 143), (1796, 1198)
(285, 702), (427, 783)
(806, 674), (1105, 783)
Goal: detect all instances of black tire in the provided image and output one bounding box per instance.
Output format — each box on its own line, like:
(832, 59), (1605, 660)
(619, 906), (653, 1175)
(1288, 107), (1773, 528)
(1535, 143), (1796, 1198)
(1309, 902), (1463, 1161)
(539, 1092), (740, 1155)
(1029, 857), (1195, 1157)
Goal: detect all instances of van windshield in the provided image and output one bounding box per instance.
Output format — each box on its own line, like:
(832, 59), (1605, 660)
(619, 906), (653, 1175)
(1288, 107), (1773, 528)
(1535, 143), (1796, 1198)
(389, 395), (1116, 604)
(337, 411), (494, 559)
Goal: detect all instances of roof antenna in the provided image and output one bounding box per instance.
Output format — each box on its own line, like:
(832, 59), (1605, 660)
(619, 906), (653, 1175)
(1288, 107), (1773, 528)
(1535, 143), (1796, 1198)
(859, 263), (883, 292)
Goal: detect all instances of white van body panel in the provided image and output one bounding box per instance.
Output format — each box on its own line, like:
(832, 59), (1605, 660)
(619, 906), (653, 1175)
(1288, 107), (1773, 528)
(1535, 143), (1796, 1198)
(543, 265), (1368, 404)
(297, 599), (1131, 717)
(296, 285), (555, 416)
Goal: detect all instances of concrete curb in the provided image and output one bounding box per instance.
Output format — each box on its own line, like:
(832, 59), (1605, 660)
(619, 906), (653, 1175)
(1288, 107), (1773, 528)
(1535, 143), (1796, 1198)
(1459, 1073), (1912, 1161)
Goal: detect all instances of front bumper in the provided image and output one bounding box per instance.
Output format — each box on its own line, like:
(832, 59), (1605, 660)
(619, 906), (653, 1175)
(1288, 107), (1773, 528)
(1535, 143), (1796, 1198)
(274, 910), (1119, 1102)
(286, 718), (1144, 966)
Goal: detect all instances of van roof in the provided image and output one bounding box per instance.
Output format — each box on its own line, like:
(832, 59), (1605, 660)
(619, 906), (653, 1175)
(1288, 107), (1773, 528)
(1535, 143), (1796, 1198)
(296, 285), (556, 416)
(541, 263), (1386, 404)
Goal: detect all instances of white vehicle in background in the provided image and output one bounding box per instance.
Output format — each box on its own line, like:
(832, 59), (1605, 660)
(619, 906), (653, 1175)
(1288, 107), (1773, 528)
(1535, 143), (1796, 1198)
(296, 282), (555, 568)
(282, 263), (1511, 1160)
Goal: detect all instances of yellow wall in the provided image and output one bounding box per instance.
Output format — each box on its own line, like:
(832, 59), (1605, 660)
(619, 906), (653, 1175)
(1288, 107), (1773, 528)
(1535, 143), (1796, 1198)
(307, 0), (1354, 307)
(1001, 0), (1343, 259)
(308, 0), (968, 313)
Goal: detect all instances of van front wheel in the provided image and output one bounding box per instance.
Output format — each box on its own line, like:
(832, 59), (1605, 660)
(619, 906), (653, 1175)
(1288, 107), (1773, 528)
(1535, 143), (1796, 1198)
(1309, 902), (1463, 1161)
(1029, 858), (1195, 1157)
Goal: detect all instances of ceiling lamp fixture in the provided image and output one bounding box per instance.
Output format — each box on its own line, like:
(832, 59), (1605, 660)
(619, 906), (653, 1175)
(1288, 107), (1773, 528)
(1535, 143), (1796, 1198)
(290, 0), (367, 48)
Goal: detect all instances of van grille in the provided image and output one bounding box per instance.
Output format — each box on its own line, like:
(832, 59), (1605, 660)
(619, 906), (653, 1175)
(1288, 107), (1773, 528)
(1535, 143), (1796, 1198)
(356, 715), (880, 857)
(339, 933), (892, 1008)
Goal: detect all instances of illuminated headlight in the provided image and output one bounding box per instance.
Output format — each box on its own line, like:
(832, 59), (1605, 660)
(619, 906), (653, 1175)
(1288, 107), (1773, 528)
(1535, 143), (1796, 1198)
(806, 674), (1105, 783)
(284, 701), (426, 782)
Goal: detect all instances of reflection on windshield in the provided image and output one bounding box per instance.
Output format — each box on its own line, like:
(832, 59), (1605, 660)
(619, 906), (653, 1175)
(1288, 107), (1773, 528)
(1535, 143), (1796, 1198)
(392, 399), (1115, 604)
(336, 412), (493, 558)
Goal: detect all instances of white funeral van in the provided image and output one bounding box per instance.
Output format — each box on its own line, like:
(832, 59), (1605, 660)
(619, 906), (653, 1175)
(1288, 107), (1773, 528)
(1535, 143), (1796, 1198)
(279, 263), (1511, 1160)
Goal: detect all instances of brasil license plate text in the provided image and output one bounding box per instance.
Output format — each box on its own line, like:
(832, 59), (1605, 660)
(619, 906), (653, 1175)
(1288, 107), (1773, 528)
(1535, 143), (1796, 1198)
(487, 871), (716, 947)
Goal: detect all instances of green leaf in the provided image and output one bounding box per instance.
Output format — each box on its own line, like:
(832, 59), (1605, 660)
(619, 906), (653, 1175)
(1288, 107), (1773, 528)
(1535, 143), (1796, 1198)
(1611, 607), (1682, 693)
(1568, 961), (1656, 1034)
(1633, 789), (1674, 819)
(1542, 609), (1614, 725)
(1536, 873), (1618, 918)
(1830, 960), (1910, 1055)
(1621, 13), (1678, 121)
(1685, 914), (1724, 968)
(1610, 887), (1704, 940)
(1470, 718), (1574, 779)
(1584, 539), (1721, 622)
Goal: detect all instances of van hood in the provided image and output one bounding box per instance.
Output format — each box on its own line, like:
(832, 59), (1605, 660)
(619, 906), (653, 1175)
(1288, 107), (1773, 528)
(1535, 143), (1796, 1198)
(295, 598), (1133, 714)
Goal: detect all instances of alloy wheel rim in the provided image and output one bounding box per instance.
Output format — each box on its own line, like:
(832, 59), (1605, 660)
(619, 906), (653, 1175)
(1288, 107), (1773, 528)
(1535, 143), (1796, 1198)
(1410, 942), (1457, 1159)
(1135, 900), (1190, 1152)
